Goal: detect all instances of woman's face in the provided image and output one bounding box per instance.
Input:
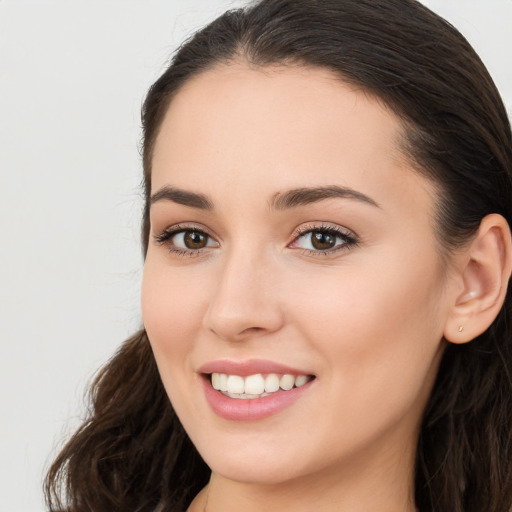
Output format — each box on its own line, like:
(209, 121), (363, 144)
(142, 64), (455, 485)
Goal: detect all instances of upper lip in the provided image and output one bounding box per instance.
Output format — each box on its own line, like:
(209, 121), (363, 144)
(198, 359), (314, 377)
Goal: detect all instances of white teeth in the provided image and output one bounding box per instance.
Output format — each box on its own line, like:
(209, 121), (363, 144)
(219, 373), (228, 392)
(295, 375), (309, 387)
(211, 373), (221, 390)
(244, 374), (265, 395)
(211, 372), (312, 398)
(224, 391), (270, 399)
(226, 375), (245, 394)
(280, 374), (295, 391)
(211, 373), (228, 391)
(264, 373), (280, 393)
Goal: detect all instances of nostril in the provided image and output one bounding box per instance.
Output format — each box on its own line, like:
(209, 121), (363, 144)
(239, 326), (264, 335)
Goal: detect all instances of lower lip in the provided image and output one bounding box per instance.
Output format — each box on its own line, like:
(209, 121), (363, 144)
(201, 376), (314, 421)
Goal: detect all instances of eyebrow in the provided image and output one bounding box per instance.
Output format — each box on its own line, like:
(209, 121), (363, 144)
(150, 186), (213, 210)
(149, 184), (379, 211)
(269, 185), (380, 210)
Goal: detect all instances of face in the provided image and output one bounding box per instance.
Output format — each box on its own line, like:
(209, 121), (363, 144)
(142, 64), (454, 486)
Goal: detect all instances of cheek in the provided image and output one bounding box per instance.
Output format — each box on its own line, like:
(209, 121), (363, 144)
(141, 259), (207, 365)
(141, 258), (214, 432)
(292, 255), (444, 347)
(288, 249), (446, 425)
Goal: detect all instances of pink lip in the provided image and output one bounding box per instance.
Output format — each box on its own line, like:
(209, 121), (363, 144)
(199, 358), (313, 377)
(201, 377), (314, 421)
(199, 359), (316, 422)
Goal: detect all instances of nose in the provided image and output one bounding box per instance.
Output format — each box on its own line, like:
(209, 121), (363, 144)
(202, 249), (285, 342)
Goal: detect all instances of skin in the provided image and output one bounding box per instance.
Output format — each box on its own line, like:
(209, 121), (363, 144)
(141, 63), (463, 512)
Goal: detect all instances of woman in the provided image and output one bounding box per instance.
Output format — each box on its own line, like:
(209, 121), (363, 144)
(45, 0), (512, 511)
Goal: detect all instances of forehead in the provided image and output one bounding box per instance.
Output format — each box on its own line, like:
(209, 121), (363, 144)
(151, 62), (435, 222)
(154, 63), (404, 166)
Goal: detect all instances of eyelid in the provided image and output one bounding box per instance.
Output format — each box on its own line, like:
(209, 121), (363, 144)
(288, 222), (359, 254)
(154, 223), (219, 253)
(291, 222), (358, 239)
(155, 223), (197, 240)
(153, 221), (358, 257)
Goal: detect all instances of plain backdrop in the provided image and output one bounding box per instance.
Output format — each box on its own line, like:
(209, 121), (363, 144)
(1, 1), (511, 511)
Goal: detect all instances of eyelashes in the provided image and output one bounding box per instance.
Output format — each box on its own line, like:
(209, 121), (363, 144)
(289, 224), (358, 255)
(154, 224), (219, 257)
(154, 223), (358, 257)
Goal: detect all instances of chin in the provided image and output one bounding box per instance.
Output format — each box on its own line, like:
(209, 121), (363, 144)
(209, 457), (302, 486)
(192, 431), (321, 486)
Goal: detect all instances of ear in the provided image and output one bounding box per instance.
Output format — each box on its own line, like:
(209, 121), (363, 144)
(444, 214), (512, 344)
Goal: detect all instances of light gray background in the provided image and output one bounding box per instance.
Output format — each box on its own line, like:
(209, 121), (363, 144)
(1, 1), (511, 511)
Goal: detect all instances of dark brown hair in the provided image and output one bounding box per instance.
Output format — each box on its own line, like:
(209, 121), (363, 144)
(45, 1), (512, 511)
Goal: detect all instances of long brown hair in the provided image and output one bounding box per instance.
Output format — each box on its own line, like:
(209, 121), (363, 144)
(45, 1), (512, 511)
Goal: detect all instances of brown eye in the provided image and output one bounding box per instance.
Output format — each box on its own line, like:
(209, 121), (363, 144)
(290, 225), (357, 254)
(183, 231), (208, 249)
(155, 227), (218, 253)
(310, 231), (336, 250)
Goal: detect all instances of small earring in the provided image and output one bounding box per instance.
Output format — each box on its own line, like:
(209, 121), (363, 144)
(458, 325), (464, 332)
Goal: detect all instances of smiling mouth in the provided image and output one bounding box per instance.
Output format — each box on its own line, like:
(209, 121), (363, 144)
(208, 372), (315, 399)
